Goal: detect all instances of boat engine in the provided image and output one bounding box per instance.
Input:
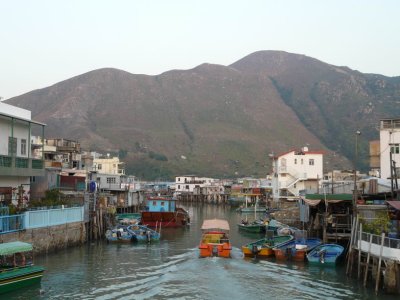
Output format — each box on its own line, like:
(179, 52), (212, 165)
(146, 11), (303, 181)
(251, 244), (260, 255)
(319, 250), (326, 264)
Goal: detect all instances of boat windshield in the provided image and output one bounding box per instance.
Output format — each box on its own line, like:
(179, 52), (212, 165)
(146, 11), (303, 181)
(0, 251), (33, 268)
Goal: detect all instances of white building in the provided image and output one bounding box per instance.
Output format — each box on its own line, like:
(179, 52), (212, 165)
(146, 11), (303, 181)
(175, 175), (216, 194)
(0, 102), (45, 206)
(93, 156), (125, 175)
(271, 147), (323, 200)
(380, 118), (400, 180)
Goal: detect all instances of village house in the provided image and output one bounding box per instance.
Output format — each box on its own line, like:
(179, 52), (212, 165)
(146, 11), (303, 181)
(175, 175), (216, 194)
(271, 147), (323, 201)
(0, 102), (45, 207)
(379, 118), (400, 181)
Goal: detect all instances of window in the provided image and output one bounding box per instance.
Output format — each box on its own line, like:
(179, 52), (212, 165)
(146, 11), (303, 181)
(309, 159), (314, 166)
(21, 139), (26, 155)
(390, 144), (400, 154)
(178, 185), (180, 189)
(294, 159), (297, 164)
(301, 159), (303, 165)
(106, 177), (116, 184)
(97, 164), (102, 170)
(8, 137), (17, 155)
(153, 201), (157, 206)
(161, 202), (165, 206)
(186, 185), (189, 190)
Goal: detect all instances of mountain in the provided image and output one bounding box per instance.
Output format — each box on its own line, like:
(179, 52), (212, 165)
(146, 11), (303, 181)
(6, 51), (400, 179)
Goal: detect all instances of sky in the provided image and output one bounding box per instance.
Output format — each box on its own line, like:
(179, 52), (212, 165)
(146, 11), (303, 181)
(1, 0), (399, 100)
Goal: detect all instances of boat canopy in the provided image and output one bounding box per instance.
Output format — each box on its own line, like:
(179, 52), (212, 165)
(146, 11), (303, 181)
(0, 241), (33, 256)
(201, 219), (230, 232)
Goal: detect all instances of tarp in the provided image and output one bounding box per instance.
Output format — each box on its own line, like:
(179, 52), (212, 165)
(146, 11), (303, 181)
(0, 241), (33, 255)
(201, 219), (230, 231)
(387, 201), (400, 211)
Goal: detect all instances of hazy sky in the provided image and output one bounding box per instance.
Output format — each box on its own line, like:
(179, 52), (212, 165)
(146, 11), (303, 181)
(1, 0), (399, 100)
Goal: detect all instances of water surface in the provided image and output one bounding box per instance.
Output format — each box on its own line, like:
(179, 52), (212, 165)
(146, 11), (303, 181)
(8, 204), (398, 299)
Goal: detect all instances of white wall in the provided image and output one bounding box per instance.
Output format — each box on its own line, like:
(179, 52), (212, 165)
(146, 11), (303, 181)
(380, 129), (400, 179)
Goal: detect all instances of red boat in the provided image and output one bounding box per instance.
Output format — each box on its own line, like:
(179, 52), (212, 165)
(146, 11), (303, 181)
(140, 196), (190, 227)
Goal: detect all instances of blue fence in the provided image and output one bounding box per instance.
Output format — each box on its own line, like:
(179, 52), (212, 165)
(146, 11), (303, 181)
(0, 215), (25, 234)
(24, 206), (84, 229)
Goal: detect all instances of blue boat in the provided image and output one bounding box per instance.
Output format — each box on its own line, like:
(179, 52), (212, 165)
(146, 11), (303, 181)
(105, 225), (135, 243)
(273, 238), (322, 262)
(127, 224), (161, 243)
(306, 243), (344, 265)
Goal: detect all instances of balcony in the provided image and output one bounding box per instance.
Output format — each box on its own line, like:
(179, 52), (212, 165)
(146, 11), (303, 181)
(0, 155), (44, 176)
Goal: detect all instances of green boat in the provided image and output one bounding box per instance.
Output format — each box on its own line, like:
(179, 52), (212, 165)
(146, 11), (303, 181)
(0, 241), (45, 294)
(237, 220), (267, 233)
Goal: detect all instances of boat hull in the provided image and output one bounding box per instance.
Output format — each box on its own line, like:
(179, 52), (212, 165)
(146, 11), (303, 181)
(274, 248), (306, 262)
(237, 223), (266, 233)
(307, 244), (344, 265)
(273, 238), (322, 262)
(127, 225), (160, 242)
(141, 210), (189, 227)
(199, 243), (232, 258)
(242, 235), (294, 258)
(0, 266), (44, 294)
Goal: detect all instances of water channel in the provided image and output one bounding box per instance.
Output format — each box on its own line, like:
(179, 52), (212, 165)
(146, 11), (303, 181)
(8, 204), (399, 299)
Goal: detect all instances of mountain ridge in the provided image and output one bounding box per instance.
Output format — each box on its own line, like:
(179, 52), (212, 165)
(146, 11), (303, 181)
(6, 50), (400, 179)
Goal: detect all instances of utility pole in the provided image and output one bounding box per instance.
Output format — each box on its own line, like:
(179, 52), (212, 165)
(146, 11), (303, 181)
(353, 131), (361, 209)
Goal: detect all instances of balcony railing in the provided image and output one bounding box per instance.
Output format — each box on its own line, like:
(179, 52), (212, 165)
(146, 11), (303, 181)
(0, 155), (44, 176)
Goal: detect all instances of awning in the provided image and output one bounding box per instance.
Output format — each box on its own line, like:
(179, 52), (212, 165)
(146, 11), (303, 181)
(201, 219), (230, 231)
(387, 201), (400, 210)
(0, 241), (33, 255)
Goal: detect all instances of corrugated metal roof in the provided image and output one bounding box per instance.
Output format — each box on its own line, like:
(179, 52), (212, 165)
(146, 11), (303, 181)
(305, 194), (353, 201)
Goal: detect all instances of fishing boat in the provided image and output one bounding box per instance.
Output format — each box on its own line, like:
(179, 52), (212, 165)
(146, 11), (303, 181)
(0, 241), (45, 294)
(199, 219), (232, 258)
(105, 225), (135, 243)
(306, 243), (344, 265)
(242, 234), (294, 258)
(237, 219), (267, 233)
(127, 224), (161, 243)
(141, 196), (190, 227)
(273, 238), (322, 262)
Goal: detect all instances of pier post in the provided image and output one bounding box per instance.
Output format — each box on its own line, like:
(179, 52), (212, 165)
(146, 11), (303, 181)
(363, 233), (373, 287)
(358, 223), (363, 279)
(375, 232), (385, 295)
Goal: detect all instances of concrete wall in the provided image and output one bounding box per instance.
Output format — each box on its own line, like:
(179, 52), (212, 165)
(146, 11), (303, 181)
(0, 221), (86, 254)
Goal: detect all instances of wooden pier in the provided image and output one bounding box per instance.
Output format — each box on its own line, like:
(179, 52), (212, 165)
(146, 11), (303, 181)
(347, 217), (400, 295)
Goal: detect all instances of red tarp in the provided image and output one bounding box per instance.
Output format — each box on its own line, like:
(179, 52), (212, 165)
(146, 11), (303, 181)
(387, 201), (400, 210)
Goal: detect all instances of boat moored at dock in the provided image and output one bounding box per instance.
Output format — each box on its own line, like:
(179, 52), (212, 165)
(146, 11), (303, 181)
(307, 243), (344, 265)
(141, 196), (190, 227)
(242, 234), (294, 258)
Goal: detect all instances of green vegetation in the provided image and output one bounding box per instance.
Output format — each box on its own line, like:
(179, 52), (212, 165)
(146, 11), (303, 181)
(148, 151), (168, 161)
(360, 211), (391, 235)
(29, 189), (68, 208)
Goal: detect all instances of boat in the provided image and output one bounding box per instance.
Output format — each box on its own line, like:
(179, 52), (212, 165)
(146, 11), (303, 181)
(237, 219), (267, 233)
(236, 196), (266, 213)
(273, 238), (322, 262)
(127, 224), (161, 243)
(105, 225), (135, 243)
(199, 219), (232, 258)
(306, 243), (344, 265)
(242, 234), (294, 258)
(141, 196), (190, 227)
(0, 241), (45, 294)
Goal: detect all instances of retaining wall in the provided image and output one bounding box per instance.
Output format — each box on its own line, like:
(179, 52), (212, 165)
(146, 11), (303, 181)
(0, 221), (86, 254)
